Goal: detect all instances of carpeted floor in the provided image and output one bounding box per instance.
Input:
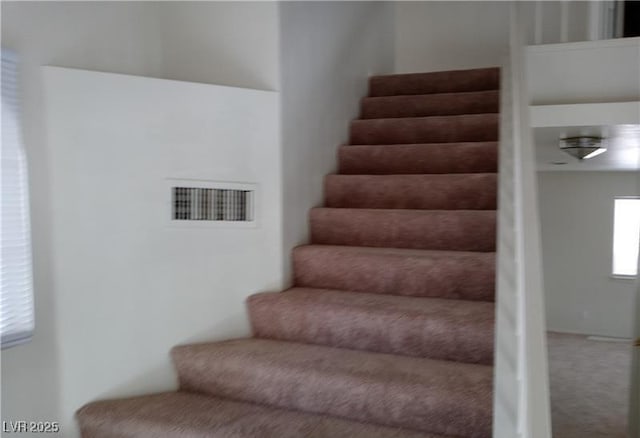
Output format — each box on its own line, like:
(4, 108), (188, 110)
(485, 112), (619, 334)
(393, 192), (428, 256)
(547, 332), (633, 438)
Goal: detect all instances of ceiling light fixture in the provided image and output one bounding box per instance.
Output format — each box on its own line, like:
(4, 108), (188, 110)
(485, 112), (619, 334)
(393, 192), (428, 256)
(559, 136), (607, 160)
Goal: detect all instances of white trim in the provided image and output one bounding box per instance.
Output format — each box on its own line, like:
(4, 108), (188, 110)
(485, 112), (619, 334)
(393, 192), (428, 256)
(43, 65), (279, 95)
(559, 1), (569, 43)
(529, 102), (640, 128)
(587, 1), (601, 41)
(613, 0), (625, 39)
(534, 1), (543, 45)
(526, 36), (640, 53)
(548, 330), (633, 342)
(586, 335), (633, 342)
(493, 5), (552, 437)
(610, 274), (638, 281)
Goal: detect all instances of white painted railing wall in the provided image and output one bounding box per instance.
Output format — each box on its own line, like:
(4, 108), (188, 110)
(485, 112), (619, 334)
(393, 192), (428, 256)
(493, 4), (552, 438)
(528, 0), (622, 45)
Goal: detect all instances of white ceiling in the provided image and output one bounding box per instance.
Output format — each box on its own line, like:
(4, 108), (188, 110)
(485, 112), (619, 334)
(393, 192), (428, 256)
(534, 124), (640, 171)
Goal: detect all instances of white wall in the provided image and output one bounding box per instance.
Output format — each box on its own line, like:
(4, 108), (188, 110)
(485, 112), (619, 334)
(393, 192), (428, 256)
(156, 2), (279, 90)
(279, 1), (394, 282)
(528, 1), (590, 45)
(394, 1), (509, 73)
(1, 2), (163, 432)
(527, 37), (640, 105)
(394, 1), (601, 74)
(43, 67), (281, 437)
(1, 2), (279, 437)
(1, 2), (397, 435)
(630, 251), (640, 437)
(538, 171), (639, 338)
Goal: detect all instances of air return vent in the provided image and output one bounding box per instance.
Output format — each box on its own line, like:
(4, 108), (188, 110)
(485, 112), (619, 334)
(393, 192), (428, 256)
(168, 180), (255, 225)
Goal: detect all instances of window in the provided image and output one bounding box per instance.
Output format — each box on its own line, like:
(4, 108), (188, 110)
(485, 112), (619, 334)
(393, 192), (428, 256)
(1, 51), (34, 348)
(612, 197), (640, 277)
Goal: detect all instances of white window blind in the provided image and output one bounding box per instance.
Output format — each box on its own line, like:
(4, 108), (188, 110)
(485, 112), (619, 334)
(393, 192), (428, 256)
(612, 198), (640, 277)
(1, 51), (34, 348)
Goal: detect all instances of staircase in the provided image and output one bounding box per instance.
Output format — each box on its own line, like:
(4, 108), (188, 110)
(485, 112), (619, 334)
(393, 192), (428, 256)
(77, 66), (500, 438)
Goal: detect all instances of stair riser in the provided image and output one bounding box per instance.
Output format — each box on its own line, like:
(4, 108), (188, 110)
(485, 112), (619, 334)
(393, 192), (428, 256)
(293, 246), (495, 301)
(369, 67), (499, 97)
(361, 90), (499, 119)
(248, 292), (494, 364)
(350, 114), (498, 145)
(338, 143), (498, 175)
(325, 174), (496, 210)
(310, 209), (496, 252)
(172, 342), (493, 438)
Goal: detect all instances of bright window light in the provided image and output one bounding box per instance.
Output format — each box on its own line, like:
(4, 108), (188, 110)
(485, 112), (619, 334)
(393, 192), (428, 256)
(612, 198), (640, 277)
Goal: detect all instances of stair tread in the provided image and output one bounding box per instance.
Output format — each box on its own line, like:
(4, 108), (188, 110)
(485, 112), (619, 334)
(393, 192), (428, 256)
(325, 173), (497, 210)
(293, 244), (496, 302)
(77, 391), (444, 438)
(370, 67), (499, 82)
(295, 243), (496, 259)
(341, 141), (498, 148)
(353, 113), (499, 123)
(172, 338), (493, 437)
(350, 114), (499, 145)
(249, 287), (494, 363)
(369, 67), (500, 97)
(311, 207), (498, 216)
(310, 208), (496, 252)
(338, 142), (498, 175)
(360, 90), (499, 119)
(362, 89), (498, 102)
(328, 172), (497, 177)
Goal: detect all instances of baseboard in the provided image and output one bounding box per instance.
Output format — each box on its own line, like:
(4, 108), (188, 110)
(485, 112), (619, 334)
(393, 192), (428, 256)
(547, 329), (632, 342)
(586, 335), (633, 343)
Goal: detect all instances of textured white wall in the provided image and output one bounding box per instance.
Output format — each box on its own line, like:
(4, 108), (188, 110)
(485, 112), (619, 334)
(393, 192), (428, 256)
(43, 67), (281, 437)
(394, 1), (509, 73)
(630, 255), (640, 436)
(1, 3), (164, 434)
(279, 1), (394, 283)
(1, 2), (395, 435)
(1, 2), (280, 437)
(526, 37), (640, 105)
(530, 1), (590, 45)
(156, 2), (279, 90)
(538, 171), (639, 338)
(394, 1), (598, 75)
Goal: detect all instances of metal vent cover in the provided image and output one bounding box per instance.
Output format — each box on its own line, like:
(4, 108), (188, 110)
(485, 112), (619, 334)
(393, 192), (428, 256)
(168, 180), (256, 226)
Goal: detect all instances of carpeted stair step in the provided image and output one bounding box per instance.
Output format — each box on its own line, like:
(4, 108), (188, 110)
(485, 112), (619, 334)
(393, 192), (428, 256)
(349, 114), (498, 145)
(248, 288), (494, 364)
(77, 65), (500, 438)
(369, 67), (499, 97)
(324, 174), (496, 210)
(293, 245), (495, 301)
(172, 338), (493, 438)
(310, 208), (496, 251)
(77, 392), (443, 438)
(360, 90), (499, 119)
(338, 142), (498, 175)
